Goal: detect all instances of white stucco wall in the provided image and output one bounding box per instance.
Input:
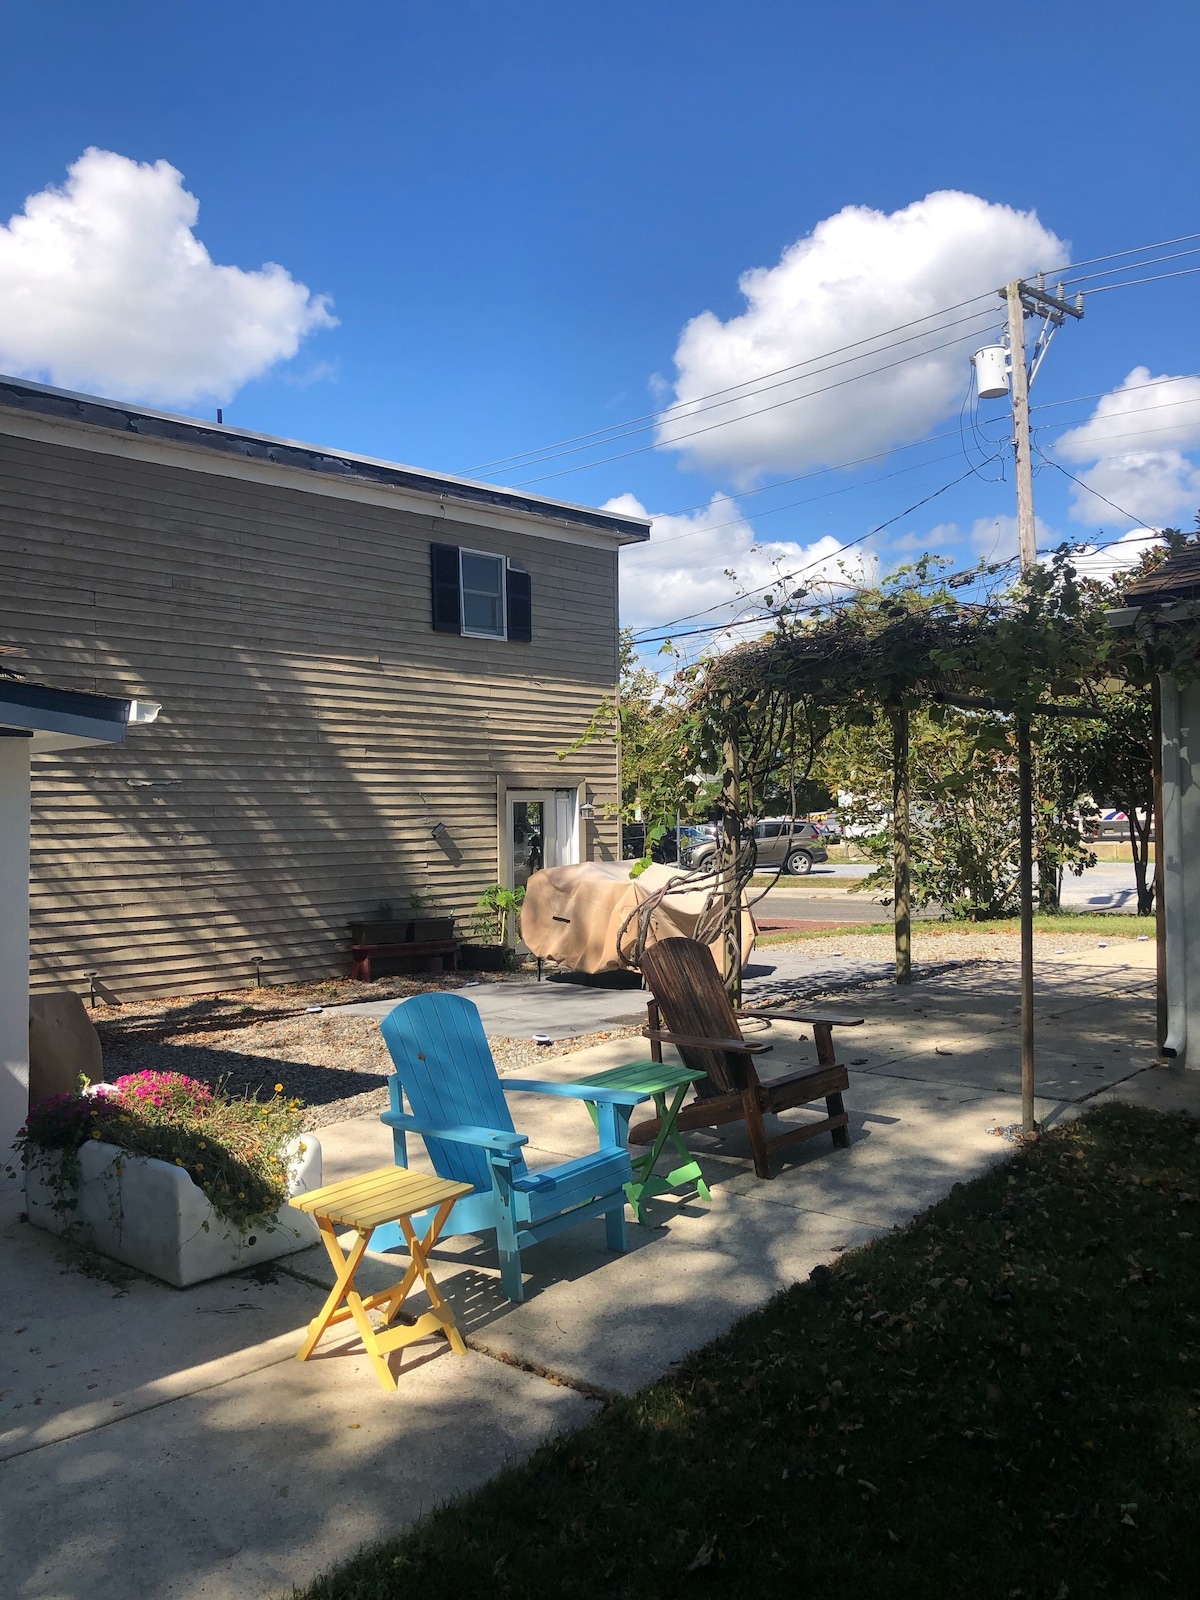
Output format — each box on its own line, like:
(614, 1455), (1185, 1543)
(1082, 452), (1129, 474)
(1160, 675), (1200, 1066)
(0, 738), (31, 1156)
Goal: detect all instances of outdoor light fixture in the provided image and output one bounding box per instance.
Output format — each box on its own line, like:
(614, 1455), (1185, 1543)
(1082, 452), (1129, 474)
(430, 822), (447, 839)
(578, 803), (596, 821)
(126, 699), (162, 725)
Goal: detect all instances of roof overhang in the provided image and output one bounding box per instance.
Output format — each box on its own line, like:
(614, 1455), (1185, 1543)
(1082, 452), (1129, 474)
(0, 374), (652, 549)
(1105, 600), (1200, 632)
(0, 680), (160, 753)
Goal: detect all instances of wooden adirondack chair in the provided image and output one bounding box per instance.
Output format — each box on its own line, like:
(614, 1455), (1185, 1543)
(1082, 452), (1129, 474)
(374, 992), (648, 1303)
(632, 936), (863, 1180)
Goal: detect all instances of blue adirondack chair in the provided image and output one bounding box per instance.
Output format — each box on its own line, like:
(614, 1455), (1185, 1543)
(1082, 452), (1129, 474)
(373, 992), (648, 1303)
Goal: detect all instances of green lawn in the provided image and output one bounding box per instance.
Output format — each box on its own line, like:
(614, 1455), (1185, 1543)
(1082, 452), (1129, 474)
(756, 913), (1156, 945)
(301, 1104), (1200, 1600)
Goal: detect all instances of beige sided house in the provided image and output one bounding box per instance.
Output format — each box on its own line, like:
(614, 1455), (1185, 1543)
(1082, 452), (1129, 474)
(0, 375), (649, 1000)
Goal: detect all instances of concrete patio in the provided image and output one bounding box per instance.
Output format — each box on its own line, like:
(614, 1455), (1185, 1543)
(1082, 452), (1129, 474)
(2, 942), (1191, 1600)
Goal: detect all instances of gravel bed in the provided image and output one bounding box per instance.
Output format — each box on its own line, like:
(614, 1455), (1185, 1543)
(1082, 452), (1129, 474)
(90, 929), (1145, 1130)
(97, 1002), (642, 1131)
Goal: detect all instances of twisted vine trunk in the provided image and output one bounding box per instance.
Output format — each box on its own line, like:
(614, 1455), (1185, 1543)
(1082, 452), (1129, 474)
(719, 735), (744, 1002)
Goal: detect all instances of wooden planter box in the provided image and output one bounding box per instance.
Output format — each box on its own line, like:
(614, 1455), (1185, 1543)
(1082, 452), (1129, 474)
(349, 918), (455, 944)
(459, 943), (512, 972)
(24, 1135), (323, 1288)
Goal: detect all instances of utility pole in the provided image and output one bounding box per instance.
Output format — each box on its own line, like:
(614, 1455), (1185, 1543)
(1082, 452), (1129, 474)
(1001, 277), (1085, 573)
(996, 277), (1083, 1133)
(1005, 282), (1037, 570)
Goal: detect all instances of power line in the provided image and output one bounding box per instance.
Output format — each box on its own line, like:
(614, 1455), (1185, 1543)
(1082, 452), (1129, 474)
(1083, 264), (1200, 295)
(1059, 245), (1200, 287)
(639, 420), (1003, 522)
(630, 461), (996, 637)
(458, 226), (1200, 489)
(516, 325), (1002, 486)
(462, 290), (1001, 474)
(641, 393), (1199, 552)
(1029, 372), (1200, 414)
(1034, 449), (1156, 527)
(493, 308), (1000, 479)
(1035, 229), (1200, 279)
(647, 446), (977, 549)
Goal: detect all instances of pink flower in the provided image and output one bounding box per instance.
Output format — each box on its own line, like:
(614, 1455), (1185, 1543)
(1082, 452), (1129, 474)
(111, 1071), (213, 1110)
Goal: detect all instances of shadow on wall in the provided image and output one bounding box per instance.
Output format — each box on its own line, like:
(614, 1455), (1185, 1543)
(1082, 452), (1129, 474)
(27, 634), (614, 1000)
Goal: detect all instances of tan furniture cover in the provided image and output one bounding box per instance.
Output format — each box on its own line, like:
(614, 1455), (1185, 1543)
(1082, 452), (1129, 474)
(519, 861), (756, 974)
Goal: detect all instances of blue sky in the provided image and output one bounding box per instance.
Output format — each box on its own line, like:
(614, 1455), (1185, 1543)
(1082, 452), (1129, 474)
(1, 1), (1197, 648)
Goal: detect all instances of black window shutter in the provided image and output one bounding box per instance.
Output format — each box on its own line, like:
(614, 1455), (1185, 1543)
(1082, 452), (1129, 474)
(430, 543), (461, 633)
(506, 564), (532, 641)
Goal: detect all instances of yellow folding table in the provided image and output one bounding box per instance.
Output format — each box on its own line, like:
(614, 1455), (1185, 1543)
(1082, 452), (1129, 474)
(290, 1165), (473, 1391)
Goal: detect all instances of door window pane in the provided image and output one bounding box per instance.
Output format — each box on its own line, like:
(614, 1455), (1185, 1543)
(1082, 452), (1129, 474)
(512, 801), (545, 889)
(461, 552), (505, 637)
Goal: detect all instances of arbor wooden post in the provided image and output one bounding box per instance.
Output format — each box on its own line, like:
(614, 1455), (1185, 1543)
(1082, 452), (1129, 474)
(1152, 676), (1168, 1055)
(1018, 716), (1036, 1133)
(891, 705), (912, 984)
(720, 734), (743, 1004)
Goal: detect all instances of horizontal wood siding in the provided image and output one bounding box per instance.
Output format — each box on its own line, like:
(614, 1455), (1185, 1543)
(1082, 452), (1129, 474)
(0, 430), (622, 999)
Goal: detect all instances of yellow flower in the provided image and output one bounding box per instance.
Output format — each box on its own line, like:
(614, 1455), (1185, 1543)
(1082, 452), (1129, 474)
(274, 1084), (283, 1093)
(91, 1130), (102, 1139)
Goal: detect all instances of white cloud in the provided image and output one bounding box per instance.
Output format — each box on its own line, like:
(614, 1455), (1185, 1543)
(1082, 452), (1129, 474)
(964, 512), (1060, 563)
(1063, 528), (1164, 582)
(657, 191), (1065, 480)
(1054, 367), (1200, 528)
(610, 491), (865, 640)
(0, 148), (336, 406)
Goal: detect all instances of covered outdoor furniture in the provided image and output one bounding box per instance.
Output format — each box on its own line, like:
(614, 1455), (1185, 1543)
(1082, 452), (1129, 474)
(520, 860), (756, 974)
(375, 993), (649, 1302)
(574, 1059), (712, 1223)
(290, 1165), (473, 1391)
(633, 936), (862, 1180)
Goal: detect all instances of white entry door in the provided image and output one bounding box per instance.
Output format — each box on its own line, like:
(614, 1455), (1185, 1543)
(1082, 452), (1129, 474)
(505, 788), (579, 892)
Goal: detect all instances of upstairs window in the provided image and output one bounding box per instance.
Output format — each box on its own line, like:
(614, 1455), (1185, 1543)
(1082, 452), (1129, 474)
(430, 542), (532, 641)
(460, 550), (505, 637)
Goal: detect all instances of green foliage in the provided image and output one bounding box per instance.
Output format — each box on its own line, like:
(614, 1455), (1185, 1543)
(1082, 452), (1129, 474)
(300, 1104), (1200, 1600)
(473, 884), (526, 945)
(562, 631), (715, 832)
(17, 1072), (306, 1233)
(820, 708), (1094, 920)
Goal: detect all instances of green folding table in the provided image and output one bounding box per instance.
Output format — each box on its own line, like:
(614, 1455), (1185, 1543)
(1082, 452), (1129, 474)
(576, 1060), (711, 1224)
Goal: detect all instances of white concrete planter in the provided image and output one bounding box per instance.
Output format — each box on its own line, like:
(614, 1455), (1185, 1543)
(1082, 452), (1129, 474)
(24, 1134), (323, 1287)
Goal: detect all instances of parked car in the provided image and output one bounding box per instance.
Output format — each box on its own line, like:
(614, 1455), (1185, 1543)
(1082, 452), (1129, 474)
(685, 817), (829, 876)
(622, 821), (715, 864)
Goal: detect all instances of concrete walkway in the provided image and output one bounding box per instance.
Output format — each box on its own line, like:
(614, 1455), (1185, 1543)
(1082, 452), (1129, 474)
(2, 947), (1190, 1600)
(335, 971), (648, 1039)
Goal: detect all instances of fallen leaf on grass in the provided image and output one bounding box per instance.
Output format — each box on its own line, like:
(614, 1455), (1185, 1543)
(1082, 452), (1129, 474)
(687, 1542), (713, 1571)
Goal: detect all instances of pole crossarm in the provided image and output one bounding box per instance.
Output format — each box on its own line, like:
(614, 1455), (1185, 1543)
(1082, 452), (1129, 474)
(997, 280), (1085, 322)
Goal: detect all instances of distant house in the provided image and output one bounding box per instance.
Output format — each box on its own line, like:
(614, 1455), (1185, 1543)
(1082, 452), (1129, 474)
(0, 375), (649, 999)
(1114, 548), (1200, 1065)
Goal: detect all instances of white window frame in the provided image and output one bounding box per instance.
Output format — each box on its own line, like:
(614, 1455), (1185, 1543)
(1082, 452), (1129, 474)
(459, 547), (508, 640)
